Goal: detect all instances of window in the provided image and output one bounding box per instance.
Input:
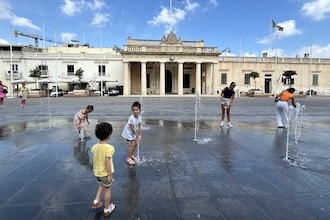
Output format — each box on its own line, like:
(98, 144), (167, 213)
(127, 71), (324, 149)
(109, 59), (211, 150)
(244, 73), (250, 84)
(38, 65), (48, 76)
(312, 74), (318, 85)
(221, 73), (227, 84)
(98, 65), (105, 76)
(183, 74), (190, 88)
(67, 65), (74, 75)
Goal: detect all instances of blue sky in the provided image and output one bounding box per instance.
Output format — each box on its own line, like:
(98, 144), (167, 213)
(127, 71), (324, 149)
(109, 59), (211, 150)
(1, 0), (330, 58)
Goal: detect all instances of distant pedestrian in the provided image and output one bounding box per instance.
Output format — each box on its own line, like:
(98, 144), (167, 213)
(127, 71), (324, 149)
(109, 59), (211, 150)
(121, 101), (142, 166)
(220, 82), (236, 128)
(74, 104), (94, 140)
(91, 122), (116, 216)
(0, 80), (8, 108)
(17, 83), (29, 107)
(274, 87), (296, 128)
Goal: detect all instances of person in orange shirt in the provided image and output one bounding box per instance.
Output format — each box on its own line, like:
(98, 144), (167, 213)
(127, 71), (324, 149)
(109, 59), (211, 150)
(274, 87), (296, 128)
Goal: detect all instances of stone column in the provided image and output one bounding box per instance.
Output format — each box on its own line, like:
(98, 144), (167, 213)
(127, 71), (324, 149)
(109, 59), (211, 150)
(178, 62), (183, 95)
(123, 62), (130, 96)
(141, 62), (147, 95)
(196, 62), (201, 94)
(212, 63), (218, 95)
(160, 62), (165, 95)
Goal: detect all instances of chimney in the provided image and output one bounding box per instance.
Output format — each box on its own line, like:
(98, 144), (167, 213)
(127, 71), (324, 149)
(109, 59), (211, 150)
(304, 53), (309, 58)
(262, 53), (268, 57)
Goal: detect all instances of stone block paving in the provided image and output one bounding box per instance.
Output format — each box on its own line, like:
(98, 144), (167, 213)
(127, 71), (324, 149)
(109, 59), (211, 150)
(0, 95), (330, 219)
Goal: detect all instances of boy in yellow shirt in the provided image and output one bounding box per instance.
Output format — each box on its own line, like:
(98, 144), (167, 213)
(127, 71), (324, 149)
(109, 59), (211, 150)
(91, 122), (116, 216)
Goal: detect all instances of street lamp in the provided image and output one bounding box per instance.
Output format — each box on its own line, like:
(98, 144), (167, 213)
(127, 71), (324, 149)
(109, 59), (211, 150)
(219, 47), (231, 55)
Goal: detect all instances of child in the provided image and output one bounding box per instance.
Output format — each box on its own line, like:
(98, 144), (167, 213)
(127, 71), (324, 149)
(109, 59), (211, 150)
(121, 101), (142, 166)
(17, 83), (29, 107)
(0, 80), (8, 108)
(74, 104), (94, 140)
(91, 122), (116, 216)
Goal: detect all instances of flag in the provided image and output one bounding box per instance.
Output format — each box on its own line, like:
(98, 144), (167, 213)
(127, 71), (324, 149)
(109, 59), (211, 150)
(272, 19), (283, 31)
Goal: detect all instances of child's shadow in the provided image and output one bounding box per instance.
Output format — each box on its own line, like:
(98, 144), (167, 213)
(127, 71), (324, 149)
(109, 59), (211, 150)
(73, 141), (93, 170)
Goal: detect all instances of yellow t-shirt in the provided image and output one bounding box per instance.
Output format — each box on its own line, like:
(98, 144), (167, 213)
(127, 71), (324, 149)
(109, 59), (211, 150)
(91, 143), (115, 177)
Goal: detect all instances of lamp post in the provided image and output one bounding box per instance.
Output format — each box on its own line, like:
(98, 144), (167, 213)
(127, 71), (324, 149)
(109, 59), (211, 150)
(100, 28), (103, 97)
(220, 47), (231, 56)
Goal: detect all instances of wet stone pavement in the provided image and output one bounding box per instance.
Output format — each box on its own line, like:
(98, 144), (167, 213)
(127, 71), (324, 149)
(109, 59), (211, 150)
(0, 95), (330, 220)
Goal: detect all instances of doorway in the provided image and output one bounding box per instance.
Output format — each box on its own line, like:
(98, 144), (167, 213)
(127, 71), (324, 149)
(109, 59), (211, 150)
(165, 70), (172, 93)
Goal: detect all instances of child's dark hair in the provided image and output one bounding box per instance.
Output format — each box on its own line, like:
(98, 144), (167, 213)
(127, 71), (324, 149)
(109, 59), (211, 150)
(95, 122), (113, 141)
(87, 104), (94, 111)
(132, 101), (141, 110)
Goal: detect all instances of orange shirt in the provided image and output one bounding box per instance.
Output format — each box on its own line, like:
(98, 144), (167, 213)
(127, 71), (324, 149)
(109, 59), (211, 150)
(280, 91), (293, 101)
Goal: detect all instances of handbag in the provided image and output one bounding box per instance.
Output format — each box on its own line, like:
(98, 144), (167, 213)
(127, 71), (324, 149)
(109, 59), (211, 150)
(3, 88), (8, 93)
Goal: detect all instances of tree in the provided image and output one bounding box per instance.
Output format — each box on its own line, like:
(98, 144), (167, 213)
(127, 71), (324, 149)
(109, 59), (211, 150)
(29, 67), (41, 89)
(249, 71), (260, 90)
(75, 68), (84, 89)
(282, 70), (297, 87)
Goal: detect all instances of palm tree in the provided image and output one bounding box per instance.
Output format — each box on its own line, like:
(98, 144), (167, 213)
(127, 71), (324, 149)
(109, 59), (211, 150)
(75, 68), (84, 89)
(282, 70), (297, 87)
(29, 67), (41, 89)
(249, 71), (260, 90)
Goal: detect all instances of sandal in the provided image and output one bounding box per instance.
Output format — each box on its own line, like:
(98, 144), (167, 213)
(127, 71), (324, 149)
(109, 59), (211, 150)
(126, 158), (135, 165)
(104, 203), (116, 216)
(91, 200), (103, 209)
(131, 155), (138, 162)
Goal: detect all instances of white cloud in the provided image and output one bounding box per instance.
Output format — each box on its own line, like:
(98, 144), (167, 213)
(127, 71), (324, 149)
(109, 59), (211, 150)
(0, 0), (12, 20)
(61, 32), (77, 43)
(148, 0), (200, 33)
(87, 0), (106, 11)
(298, 43), (330, 58)
(256, 20), (303, 45)
(0, 38), (9, 44)
(11, 16), (40, 30)
(184, 0), (200, 12)
(208, 0), (218, 7)
(91, 12), (109, 27)
(60, 0), (83, 16)
(0, 1), (40, 30)
(301, 0), (330, 21)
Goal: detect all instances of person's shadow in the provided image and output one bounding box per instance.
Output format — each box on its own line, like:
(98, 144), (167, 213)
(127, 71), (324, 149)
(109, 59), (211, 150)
(73, 141), (93, 170)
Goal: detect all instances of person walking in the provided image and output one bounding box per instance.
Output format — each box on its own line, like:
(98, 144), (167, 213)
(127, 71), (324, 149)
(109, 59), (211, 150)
(74, 104), (94, 140)
(274, 87), (296, 128)
(17, 82), (29, 107)
(220, 82), (236, 128)
(0, 80), (8, 108)
(121, 101), (142, 166)
(91, 122), (116, 216)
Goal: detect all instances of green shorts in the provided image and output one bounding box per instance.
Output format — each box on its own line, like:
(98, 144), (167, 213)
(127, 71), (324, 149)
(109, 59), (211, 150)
(96, 176), (112, 188)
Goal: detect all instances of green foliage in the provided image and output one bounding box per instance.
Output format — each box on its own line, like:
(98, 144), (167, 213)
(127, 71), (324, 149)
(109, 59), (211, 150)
(29, 67), (41, 89)
(249, 71), (260, 89)
(75, 68), (84, 89)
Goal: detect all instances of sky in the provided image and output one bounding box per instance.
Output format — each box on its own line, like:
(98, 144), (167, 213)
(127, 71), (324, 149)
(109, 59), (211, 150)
(0, 0), (330, 58)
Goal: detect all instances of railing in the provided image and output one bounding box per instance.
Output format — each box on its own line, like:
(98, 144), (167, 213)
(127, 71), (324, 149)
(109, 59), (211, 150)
(219, 56), (330, 64)
(123, 45), (218, 54)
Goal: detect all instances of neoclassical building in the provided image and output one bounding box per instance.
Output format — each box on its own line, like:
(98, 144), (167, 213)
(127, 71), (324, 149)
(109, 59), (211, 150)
(1, 31), (330, 96)
(121, 32), (219, 96)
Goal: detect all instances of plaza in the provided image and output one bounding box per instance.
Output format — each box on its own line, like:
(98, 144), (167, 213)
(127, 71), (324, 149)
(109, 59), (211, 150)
(0, 95), (330, 219)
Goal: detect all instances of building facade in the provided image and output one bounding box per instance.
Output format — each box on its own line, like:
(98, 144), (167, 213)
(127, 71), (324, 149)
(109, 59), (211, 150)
(1, 32), (330, 96)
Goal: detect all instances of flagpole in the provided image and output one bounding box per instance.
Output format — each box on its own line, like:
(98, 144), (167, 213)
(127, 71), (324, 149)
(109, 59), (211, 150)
(269, 17), (272, 57)
(309, 36), (312, 97)
(10, 26), (14, 98)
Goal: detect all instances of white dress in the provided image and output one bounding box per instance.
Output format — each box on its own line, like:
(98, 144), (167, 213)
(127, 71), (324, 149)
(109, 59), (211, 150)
(121, 114), (142, 140)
